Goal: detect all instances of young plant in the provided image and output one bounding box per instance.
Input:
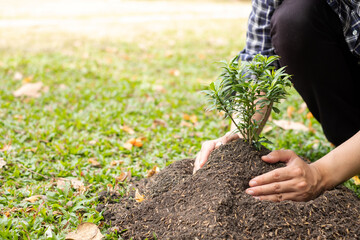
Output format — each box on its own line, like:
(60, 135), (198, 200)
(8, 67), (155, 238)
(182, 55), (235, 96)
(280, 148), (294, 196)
(203, 54), (292, 150)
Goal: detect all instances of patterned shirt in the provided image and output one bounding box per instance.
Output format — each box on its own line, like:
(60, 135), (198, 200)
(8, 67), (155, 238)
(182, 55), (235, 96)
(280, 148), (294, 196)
(239, 0), (360, 63)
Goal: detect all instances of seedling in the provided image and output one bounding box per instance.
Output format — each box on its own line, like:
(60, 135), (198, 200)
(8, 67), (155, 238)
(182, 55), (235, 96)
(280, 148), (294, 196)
(203, 54), (292, 150)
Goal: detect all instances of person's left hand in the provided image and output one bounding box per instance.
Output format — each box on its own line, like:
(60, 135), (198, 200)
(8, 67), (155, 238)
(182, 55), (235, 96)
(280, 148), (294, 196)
(245, 150), (325, 202)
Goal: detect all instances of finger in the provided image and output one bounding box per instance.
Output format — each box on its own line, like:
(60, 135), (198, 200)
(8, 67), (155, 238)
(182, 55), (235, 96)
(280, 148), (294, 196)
(193, 153), (201, 174)
(215, 133), (237, 149)
(223, 132), (240, 143)
(199, 141), (216, 168)
(253, 192), (299, 202)
(261, 149), (297, 164)
(193, 140), (216, 174)
(249, 167), (294, 187)
(246, 179), (297, 196)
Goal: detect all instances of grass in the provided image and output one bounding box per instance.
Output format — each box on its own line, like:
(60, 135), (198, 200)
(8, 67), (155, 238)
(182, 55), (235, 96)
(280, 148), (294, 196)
(0, 2), (359, 239)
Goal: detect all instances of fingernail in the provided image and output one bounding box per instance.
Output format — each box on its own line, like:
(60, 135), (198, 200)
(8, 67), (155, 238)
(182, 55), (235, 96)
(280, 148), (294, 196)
(254, 196), (260, 200)
(249, 180), (257, 186)
(246, 189), (254, 195)
(265, 154), (273, 159)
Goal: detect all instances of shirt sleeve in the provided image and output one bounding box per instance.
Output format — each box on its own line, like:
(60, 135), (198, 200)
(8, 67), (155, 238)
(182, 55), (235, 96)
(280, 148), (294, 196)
(239, 0), (282, 64)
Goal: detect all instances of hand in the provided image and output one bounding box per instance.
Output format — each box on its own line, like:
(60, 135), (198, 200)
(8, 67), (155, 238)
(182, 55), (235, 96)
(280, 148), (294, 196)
(245, 150), (325, 202)
(193, 132), (240, 174)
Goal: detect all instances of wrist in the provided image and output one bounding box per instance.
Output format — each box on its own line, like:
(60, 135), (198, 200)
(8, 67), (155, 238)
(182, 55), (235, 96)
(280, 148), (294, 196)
(311, 160), (334, 192)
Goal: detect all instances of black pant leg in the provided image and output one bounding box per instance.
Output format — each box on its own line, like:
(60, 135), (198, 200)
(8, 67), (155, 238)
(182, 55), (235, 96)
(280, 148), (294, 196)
(270, 0), (360, 146)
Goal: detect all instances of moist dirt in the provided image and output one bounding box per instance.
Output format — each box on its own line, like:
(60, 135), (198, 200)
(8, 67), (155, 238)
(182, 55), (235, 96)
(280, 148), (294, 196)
(98, 139), (360, 239)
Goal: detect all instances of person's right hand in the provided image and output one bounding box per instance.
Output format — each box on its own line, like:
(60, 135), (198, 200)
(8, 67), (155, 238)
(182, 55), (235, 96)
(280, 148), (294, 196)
(193, 131), (240, 174)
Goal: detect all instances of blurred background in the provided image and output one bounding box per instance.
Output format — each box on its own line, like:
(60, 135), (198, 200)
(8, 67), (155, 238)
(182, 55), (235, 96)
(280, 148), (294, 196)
(0, 1), (256, 238)
(0, 0), (251, 51)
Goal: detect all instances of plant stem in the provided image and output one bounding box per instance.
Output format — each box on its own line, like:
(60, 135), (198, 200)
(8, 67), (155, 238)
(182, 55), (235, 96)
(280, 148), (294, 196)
(215, 94), (241, 133)
(257, 101), (273, 136)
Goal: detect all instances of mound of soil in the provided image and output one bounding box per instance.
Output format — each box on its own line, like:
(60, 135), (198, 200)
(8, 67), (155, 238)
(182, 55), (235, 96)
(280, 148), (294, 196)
(99, 139), (360, 239)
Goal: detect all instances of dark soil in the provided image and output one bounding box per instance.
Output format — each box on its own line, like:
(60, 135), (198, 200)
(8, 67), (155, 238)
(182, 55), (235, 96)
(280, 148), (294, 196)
(99, 139), (360, 239)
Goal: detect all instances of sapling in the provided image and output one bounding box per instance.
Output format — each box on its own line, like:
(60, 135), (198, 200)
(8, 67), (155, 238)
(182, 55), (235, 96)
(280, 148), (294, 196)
(203, 54), (292, 150)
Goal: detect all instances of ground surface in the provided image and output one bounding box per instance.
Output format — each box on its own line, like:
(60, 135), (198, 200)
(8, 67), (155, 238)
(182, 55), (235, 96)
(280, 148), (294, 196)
(0, 0), (357, 239)
(101, 140), (360, 239)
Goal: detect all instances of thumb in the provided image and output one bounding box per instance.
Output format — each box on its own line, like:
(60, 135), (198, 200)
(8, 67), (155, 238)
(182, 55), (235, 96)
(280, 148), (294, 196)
(261, 149), (297, 164)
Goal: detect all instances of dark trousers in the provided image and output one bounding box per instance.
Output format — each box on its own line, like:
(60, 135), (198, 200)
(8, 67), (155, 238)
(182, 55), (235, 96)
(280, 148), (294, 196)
(270, 0), (360, 146)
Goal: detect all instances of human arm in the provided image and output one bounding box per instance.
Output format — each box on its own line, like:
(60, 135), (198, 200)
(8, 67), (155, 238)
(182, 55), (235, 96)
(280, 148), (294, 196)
(245, 130), (360, 202)
(239, 0), (281, 65)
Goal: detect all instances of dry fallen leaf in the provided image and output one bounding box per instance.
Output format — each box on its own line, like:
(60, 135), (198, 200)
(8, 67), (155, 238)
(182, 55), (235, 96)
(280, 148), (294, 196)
(107, 183), (113, 191)
(121, 125), (135, 135)
(116, 174), (126, 183)
(122, 54), (130, 60)
(71, 179), (84, 190)
(147, 166), (160, 178)
(56, 178), (70, 190)
(2, 207), (22, 216)
(183, 113), (191, 121)
(25, 207), (36, 213)
(169, 69), (180, 77)
(297, 102), (308, 114)
(105, 47), (117, 53)
(273, 120), (309, 132)
(24, 195), (45, 203)
(287, 106), (295, 119)
(110, 160), (124, 166)
(306, 112), (313, 119)
(59, 84), (68, 90)
(173, 134), (182, 139)
(88, 140), (97, 146)
(88, 158), (101, 168)
(53, 210), (63, 216)
(198, 53), (206, 60)
(0, 158), (6, 169)
(0, 144), (12, 152)
(22, 76), (33, 84)
(180, 120), (192, 128)
(13, 72), (23, 80)
(25, 148), (37, 153)
(308, 121), (316, 133)
(116, 172), (129, 182)
(133, 139), (143, 147)
(124, 138), (143, 149)
(139, 136), (147, 141)
(153, 85), (166, 93)
(352, 175), (360, 185)
(218, 111), (225, 117)
(135, 189), (145, 203)
(57, 178), (84, 191)
(190, 115), (198, 124)
(13, 115), (24, 121)
(123, 142), (133, 150)
(13, 82), (44, 98)
(65, 222), (104, 240)
(152, 119), (167, 128)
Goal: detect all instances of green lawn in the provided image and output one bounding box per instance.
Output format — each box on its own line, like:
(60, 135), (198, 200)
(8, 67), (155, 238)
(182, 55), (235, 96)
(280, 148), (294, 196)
(0, 1), (358, 239)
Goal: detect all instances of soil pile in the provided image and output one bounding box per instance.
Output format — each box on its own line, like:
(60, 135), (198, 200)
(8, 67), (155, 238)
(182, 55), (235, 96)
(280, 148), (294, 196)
(99, 139), (360, 239)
